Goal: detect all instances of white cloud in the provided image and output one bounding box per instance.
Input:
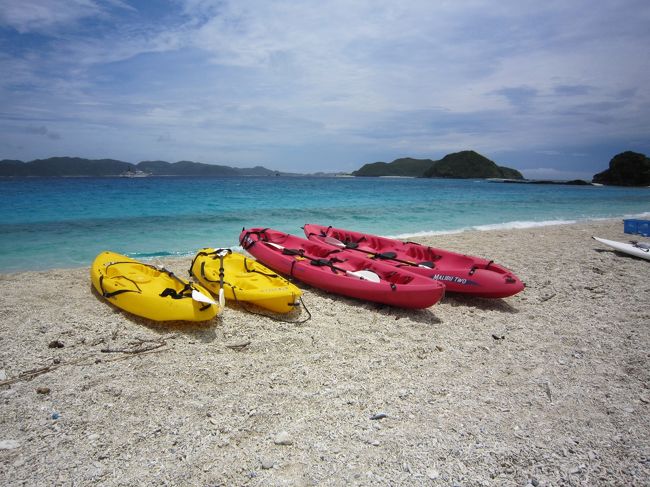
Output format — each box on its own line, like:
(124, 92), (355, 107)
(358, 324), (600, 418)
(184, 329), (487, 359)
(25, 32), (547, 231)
(0, 0), (137, 33)
(0, 0), (648, 171)
(0, 0), (95, 32)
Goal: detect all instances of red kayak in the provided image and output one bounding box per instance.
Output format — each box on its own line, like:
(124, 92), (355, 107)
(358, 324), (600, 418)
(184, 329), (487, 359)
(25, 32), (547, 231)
(303, 224), (524, 298)
(240, 228), (445, 309)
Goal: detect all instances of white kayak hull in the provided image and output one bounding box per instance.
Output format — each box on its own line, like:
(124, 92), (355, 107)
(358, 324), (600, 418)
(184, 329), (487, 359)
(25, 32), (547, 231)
(593, 237), (650, 261)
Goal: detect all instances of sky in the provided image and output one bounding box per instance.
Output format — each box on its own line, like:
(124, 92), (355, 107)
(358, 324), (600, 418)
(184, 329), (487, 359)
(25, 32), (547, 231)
(0, 0), (649, 179)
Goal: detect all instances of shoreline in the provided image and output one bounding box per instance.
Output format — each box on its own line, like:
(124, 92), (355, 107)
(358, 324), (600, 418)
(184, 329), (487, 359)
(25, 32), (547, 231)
(1, 219), (649, 485)
(2, 215), (649, 275)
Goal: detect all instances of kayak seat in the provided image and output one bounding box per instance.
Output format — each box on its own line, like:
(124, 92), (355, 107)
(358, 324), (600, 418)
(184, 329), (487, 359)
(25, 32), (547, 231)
(106, 264), (154, 284)
(383, 271), (415, 285)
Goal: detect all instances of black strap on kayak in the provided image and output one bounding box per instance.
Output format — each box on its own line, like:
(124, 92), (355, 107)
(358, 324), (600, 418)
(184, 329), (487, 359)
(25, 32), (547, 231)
(243, 257), (279, 278)
(374, 251), (397, 259)
(98, 274), (142, 299)
(279, 247), (308, 278)
(308, 231), (437, 268)
(106, 261), (195, 300)
(310, 258), (334, 270)
(280, 247), (365, 278)
(101, 260), (213, 311)
(199, 261), (217, 283)
(189, 250), (235, 311)
(190, 249), (232, 286)
(282, 246), (340, 259)
(193, 261), (232, 293)
(309, 256), (358, 276)
(158, 283), (211, 311)
(99, 261), (150, 298)
(159, 285), (191, 300)
(342, 241), (359, 249)
(105, 260), (189, 288)
(282, 247), (304, 257)
(289, 259), (298, 278)
(369, 250), (435, 268)
(188, 250), (210, 277)
(312, 225), (335, 238)
(240, 228), (270, 250)
(348, 235), (366, 248)
(106, 260), (161, 273)
(324, 244), (436, 269)
(189, 248), (229, 268)
(334, 236), (365, 249)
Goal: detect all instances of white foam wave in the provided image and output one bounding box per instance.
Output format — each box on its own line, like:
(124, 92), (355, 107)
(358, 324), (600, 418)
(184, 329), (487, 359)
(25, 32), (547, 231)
(387, 215), (640, 240)
(472, 219), (577, 231)
(624, 211), (650, 219)
(390, 228), (468, 239)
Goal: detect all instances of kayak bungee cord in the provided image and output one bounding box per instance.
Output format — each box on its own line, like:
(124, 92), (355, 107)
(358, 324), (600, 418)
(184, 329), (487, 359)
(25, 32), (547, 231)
(229, 289), (312, 324)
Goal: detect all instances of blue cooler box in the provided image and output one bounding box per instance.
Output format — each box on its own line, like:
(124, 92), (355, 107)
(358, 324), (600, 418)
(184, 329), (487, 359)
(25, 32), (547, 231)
(624, 219), (650, 237)
(639, 220), (650, 237)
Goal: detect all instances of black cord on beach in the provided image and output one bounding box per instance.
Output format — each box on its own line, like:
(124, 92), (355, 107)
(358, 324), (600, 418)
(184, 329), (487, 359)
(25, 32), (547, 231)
(229, 289), (312, 324)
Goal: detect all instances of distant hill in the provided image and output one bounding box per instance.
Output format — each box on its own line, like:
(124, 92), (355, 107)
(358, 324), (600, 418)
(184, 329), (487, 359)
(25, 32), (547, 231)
(0, 157), (285, 177)
(592, 151), (650, 186)
(136, 160), (278, 177)
(422, 151), (523, 179)
(353, 150), (523, 179)
(0, 157), (133, 177)
(352, 157), (436, 177)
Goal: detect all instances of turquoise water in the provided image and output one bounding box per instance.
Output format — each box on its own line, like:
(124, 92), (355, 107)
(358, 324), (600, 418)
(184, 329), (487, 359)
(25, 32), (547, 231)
(1, 176), (648, 272)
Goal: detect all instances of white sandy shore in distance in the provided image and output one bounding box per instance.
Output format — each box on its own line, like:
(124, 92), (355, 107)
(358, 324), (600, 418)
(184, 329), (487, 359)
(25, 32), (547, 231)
(1, 219), (649, 486)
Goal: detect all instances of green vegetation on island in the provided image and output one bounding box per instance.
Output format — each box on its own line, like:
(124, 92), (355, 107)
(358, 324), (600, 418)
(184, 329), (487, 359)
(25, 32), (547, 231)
(0, 157), (285, 177)
(0, 157), (132, 177)
(592, 151), (650, 186)
(352, 150), (524, 179)
(136, 160), (278, 177)
(423, 151), (523, 179)
(350, 157), (436, 177)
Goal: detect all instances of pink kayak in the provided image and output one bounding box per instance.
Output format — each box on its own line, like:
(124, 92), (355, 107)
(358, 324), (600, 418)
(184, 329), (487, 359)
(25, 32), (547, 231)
(240, 228), (445, 309)
(303, 224), (524, 298)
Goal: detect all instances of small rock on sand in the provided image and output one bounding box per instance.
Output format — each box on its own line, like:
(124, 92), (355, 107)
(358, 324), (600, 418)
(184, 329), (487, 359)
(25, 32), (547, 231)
(426, 468), (440, 479)
(274, 431), (293, 445)
(260, 457), (275, 469)
(0, 440), (20, 450)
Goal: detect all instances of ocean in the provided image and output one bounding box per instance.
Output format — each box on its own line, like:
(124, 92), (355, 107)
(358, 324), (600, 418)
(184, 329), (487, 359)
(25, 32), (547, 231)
(1, 176), (648, 272)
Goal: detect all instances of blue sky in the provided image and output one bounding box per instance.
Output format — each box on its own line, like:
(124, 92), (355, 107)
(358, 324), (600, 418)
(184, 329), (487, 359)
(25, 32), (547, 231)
(0, 0), (649, 178)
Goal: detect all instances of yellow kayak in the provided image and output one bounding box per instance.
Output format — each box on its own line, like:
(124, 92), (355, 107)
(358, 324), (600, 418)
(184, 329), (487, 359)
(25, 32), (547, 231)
(189, 248), (302, 314)
(91, 251), (219, 322)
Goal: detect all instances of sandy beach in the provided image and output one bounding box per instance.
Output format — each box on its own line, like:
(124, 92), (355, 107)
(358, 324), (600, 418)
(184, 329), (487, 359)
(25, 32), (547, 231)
(1, 219), (649, 486)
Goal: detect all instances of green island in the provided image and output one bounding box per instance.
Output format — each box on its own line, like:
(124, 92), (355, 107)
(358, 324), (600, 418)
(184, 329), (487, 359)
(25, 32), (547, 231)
(352, 150), (523, 179)
(592, 151), (650, 186)
(0, 157), (286, 177)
